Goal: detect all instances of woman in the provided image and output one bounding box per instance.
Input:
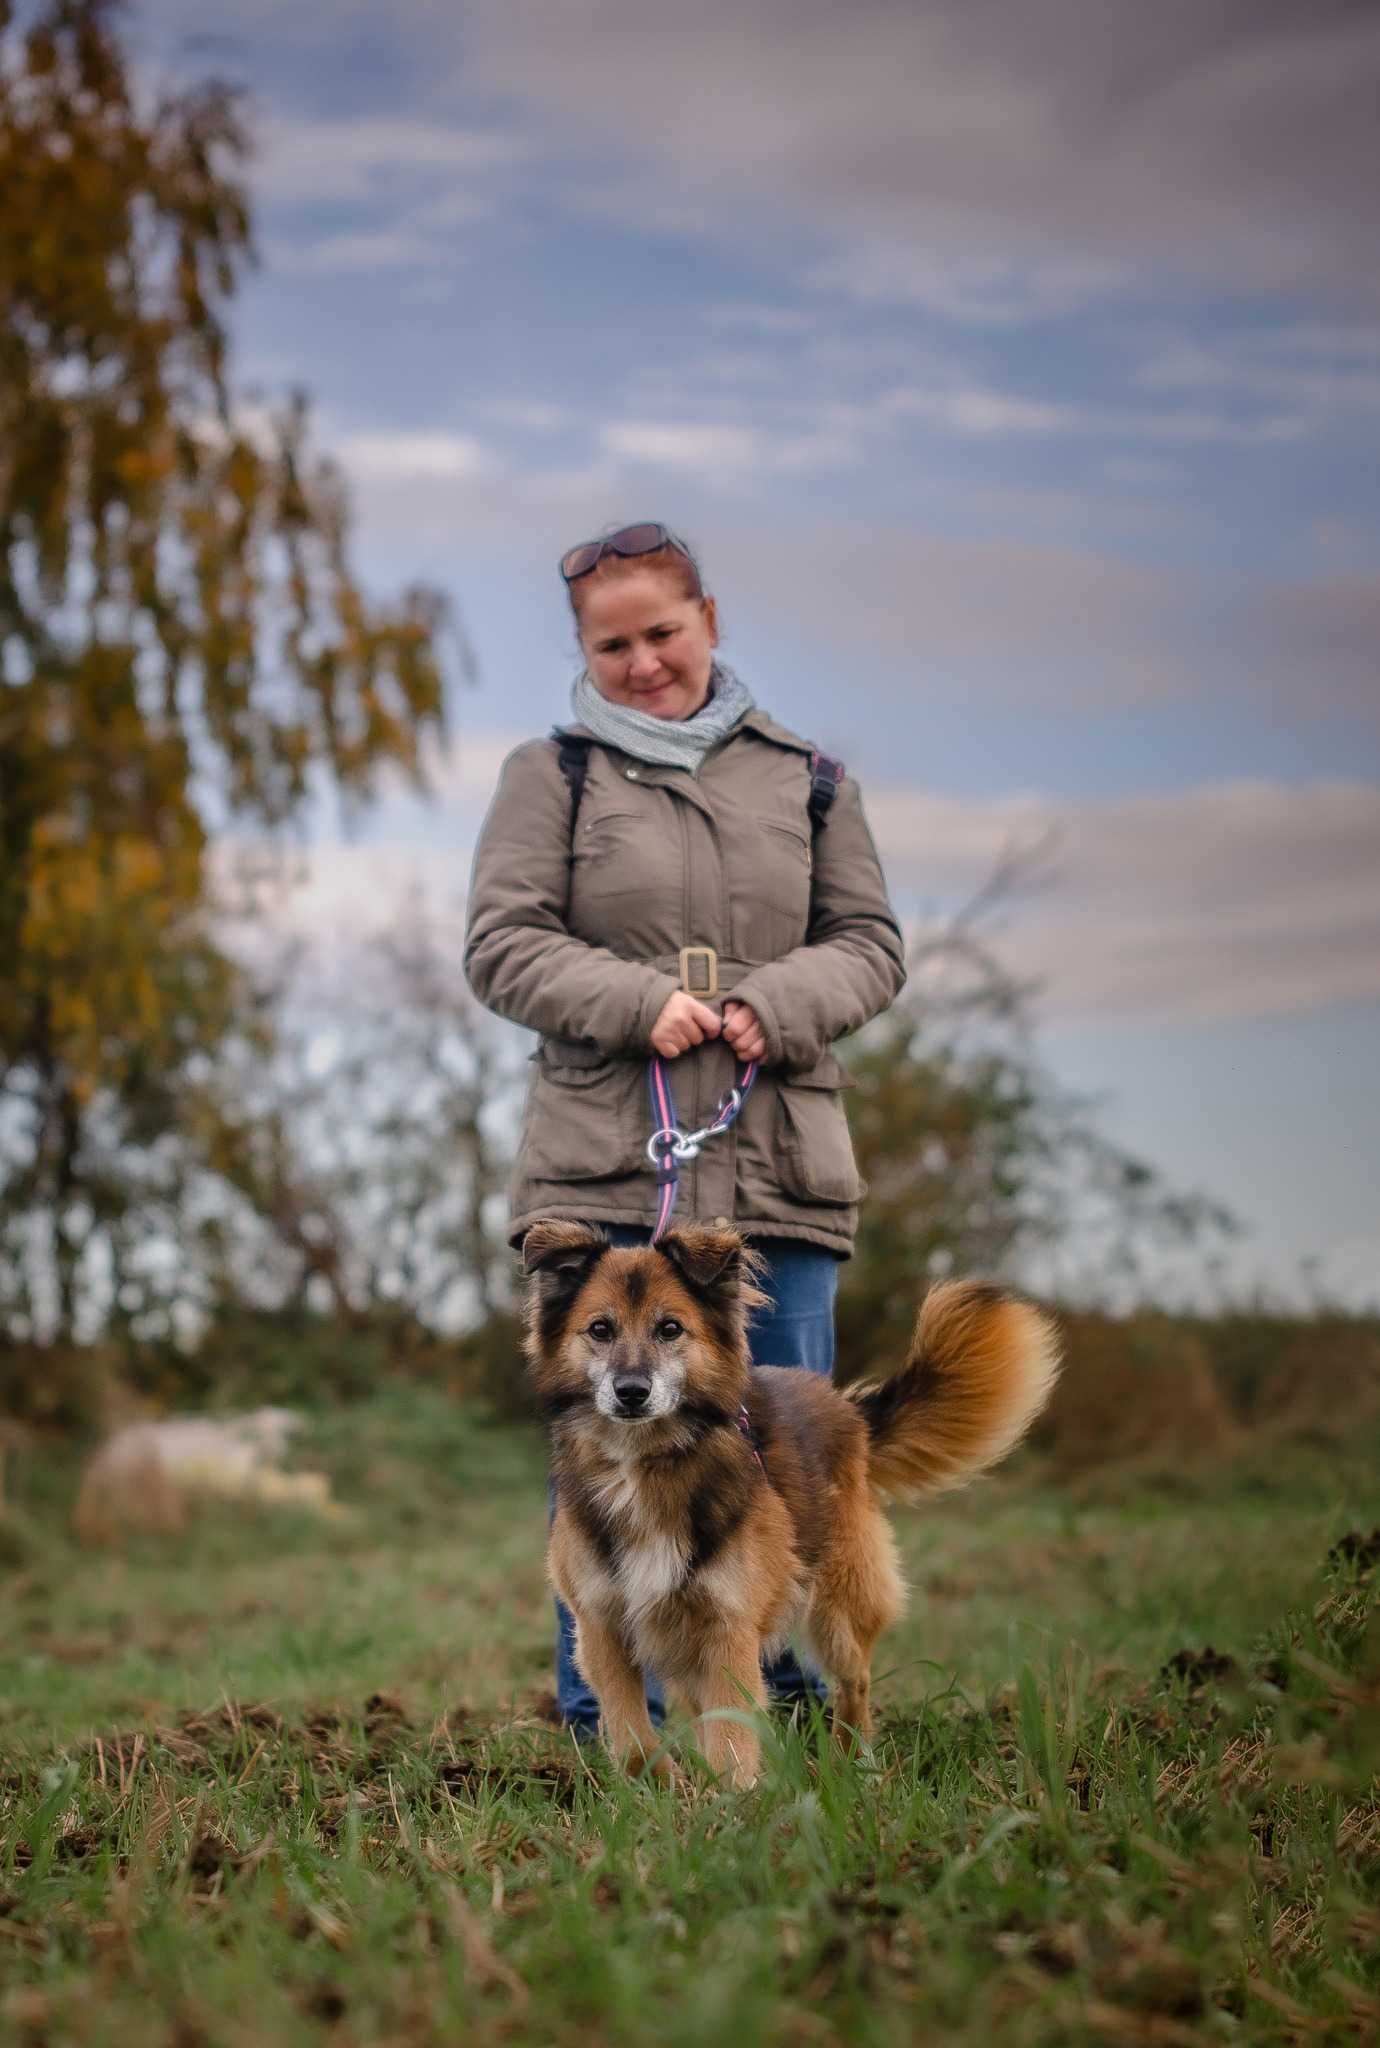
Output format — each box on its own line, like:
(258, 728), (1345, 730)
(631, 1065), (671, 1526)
(464, 522), (906, 1738)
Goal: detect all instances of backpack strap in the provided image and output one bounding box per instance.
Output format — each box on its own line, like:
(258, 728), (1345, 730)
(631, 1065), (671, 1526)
(552, 730), (592, 831)
(807, 749), (844, 831)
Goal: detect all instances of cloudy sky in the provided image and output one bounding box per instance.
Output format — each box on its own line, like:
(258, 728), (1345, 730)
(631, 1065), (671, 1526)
(135, 0), (1379, 1303)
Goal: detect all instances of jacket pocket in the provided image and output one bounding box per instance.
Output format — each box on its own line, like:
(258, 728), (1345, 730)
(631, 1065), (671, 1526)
(756, 817), (812, 917)
(570, 806), (638, 859)
(523, 1041), (648, 1182)
(774, 1058), (865, 1206)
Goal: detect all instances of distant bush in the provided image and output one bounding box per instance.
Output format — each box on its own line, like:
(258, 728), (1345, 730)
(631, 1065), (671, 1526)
(0, 1299), (535, 1436)
(1192, 1309), (1380, 1437)
(1030, 1306), (1380, 1475)
(1036, 1310), (1240, 1472)
(147, 1304), (534, 1423)
(448, 1309), (533, 1425)
(0, 1339), (120, 1433)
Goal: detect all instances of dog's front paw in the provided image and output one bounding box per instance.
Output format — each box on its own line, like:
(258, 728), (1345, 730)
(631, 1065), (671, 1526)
(626, 1744), (684, 1789)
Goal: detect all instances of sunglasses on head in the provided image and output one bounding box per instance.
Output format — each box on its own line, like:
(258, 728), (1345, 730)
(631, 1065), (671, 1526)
(559, 522), (700, 586)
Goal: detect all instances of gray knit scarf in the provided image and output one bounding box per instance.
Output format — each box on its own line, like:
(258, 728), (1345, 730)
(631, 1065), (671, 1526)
(569, 661), (754, 775)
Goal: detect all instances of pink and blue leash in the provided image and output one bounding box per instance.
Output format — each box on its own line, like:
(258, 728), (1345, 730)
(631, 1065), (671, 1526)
(645, 1053), (758, 1244)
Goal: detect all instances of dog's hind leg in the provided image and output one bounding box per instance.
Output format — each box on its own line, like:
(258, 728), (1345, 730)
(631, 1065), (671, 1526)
(809, 1606), (876, 1747)
(573, 1612), (676, 1782)
(689, 1628), (766, 1788)
(810, 1499), (904, 1748)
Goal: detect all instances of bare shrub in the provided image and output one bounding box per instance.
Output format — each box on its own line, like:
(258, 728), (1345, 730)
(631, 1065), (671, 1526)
(1036, 1311), (1240, 1473)
(1248, 1318), (1380, 1441)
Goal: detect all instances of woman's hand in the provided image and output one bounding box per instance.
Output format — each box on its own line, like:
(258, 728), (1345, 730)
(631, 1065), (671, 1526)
(650, 992), (723, 1058)
(722, 1000), (768, 1063)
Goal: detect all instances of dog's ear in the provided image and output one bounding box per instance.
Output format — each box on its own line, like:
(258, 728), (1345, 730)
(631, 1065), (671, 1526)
(522, 1222), (610, 1366)
(521, 1219), (609, 1279)
(658, 1225), (756, 1297)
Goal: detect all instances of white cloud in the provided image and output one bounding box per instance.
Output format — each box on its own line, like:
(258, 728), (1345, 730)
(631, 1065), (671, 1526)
(210, 732), (526, 963)
(253, 113), (521, 207)
(599, 418), (856, 477)
(600, 422), (764, 474)
(707, 520), (1379, 721)
(459, 0), (1380, 308)
(244, 110), (523, 275)
(810, 248), (1132, 327)
(885, 386), (1071, 437)
(269, 225), (466, 276)
(879, 360), (1374, 450)
(453, 358), (1361, 513)
(868, 778), (1380, 1022)
(417, 730), (534, 811)
(336, 432), (492, 482)
(732, 521), (1194, 700)
(1136, 327), (1380, 428)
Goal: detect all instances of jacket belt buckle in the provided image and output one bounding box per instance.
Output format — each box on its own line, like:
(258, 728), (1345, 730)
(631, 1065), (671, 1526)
(679, 945), (719, 999)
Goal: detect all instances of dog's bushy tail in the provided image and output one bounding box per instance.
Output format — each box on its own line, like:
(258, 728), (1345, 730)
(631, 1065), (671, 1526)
(847, 1282), (1060, 1500)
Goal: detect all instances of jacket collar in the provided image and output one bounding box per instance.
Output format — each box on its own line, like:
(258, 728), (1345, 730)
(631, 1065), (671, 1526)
(737, 707), (814, 757)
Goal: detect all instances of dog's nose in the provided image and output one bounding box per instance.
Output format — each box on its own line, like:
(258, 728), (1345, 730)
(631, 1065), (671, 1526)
(613, 1375), (652, 1415)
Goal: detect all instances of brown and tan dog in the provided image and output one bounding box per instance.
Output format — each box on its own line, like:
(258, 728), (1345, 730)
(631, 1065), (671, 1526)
(523, 1220), (1060, 1786)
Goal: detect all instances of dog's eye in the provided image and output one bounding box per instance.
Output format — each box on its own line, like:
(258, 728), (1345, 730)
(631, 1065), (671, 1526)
(656, 1318), (684, 1341)
(587, 1318), (615, 1343)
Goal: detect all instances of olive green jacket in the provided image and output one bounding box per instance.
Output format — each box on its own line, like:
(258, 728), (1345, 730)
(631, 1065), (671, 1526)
(463, 709), (906, 1254)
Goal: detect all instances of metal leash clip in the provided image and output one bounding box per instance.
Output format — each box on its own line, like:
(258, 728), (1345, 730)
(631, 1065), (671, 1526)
(646, 1125), (701, 1166)
(646, 1082), (748, 1169)
(646, 1058), (759, 1240)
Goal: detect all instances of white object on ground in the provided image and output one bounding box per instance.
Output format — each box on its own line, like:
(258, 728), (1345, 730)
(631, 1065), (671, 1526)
(74, 1407), (339, 1538)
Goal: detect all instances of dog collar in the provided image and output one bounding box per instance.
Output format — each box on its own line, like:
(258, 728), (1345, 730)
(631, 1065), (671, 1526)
(736, 1404), (765, 1475)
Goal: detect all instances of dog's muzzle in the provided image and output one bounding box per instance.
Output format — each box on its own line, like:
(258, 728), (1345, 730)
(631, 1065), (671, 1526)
(612, 1373), (653, 1417)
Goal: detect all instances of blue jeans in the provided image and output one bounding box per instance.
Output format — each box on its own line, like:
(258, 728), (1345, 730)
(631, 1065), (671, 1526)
(554, 1230), (840, 1732)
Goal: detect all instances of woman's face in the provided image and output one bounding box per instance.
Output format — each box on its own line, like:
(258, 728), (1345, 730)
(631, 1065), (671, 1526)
(577, 568), (719, 721)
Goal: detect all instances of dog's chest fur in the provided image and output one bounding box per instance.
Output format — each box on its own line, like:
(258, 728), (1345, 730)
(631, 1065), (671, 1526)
(587, 1463), (690, 1620)
(565, 1441), (756, 1624)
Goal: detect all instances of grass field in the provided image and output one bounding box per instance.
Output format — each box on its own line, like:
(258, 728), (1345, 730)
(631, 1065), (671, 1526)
(2, 1388), (1377, 2045)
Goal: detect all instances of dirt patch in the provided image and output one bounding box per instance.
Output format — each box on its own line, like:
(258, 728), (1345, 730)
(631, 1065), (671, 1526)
(51, 1826), (103, 1864)
(1161, 1646), (1239, 1689)
(179, 1701), (284, 1740)
(184, 1831), (239, 1891)
(1329, 1527), (1380, 1573)
(302, 1984), (349, 2023)
(436, 1752), (582, 1812)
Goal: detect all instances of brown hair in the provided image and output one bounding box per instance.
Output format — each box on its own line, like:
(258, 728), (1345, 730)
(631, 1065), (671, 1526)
(565, 530), (705, 623)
